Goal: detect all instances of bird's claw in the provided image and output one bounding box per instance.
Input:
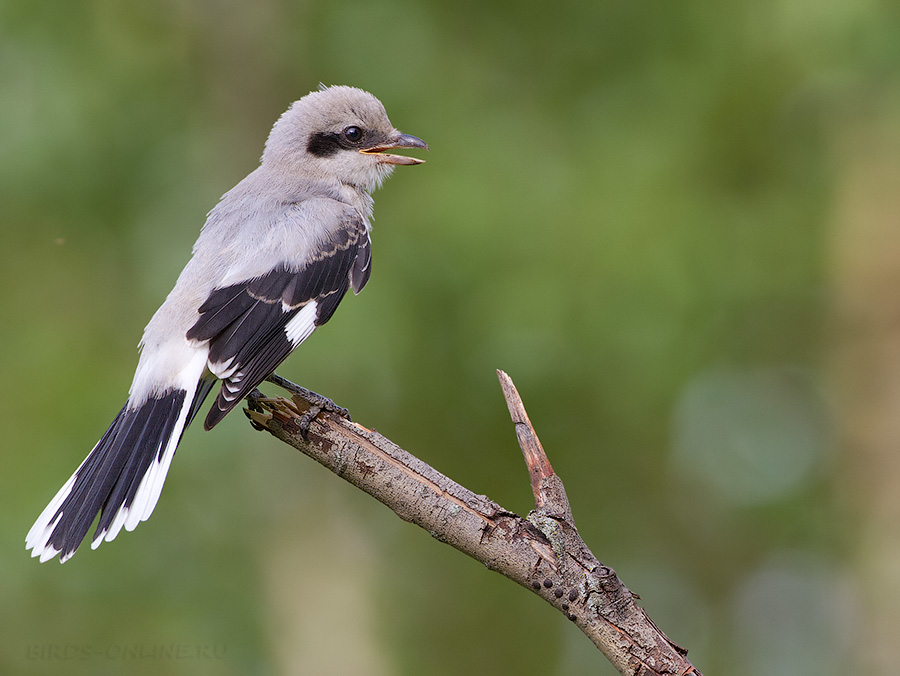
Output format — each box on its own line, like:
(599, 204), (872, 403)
(296, 405), (322, 440)
(245, 390), (268, 431)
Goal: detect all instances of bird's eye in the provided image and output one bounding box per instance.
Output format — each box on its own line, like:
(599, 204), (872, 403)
(343, 126), (363, 143)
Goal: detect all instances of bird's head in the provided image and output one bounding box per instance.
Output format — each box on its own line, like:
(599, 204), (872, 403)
(263, 85), (428, 191)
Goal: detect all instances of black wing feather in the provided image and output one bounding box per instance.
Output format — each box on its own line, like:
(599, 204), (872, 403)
(351, 232), (372, 293)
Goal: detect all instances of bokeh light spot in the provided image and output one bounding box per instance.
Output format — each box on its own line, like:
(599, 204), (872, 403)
(671, 365), (830, 505)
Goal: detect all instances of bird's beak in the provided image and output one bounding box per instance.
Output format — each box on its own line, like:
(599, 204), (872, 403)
(360, 133), (429, 165)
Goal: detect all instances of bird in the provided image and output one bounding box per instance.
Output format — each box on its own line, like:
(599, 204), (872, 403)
(26, 85), (428, 563)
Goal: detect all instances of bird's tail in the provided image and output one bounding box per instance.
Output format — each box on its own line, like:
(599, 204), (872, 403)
(26, 378), (215, 563)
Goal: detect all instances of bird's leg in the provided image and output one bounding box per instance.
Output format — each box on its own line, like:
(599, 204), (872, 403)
(265, 373), (352, 421)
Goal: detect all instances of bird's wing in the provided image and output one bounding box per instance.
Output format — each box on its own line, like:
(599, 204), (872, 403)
(187, 211), (372, 430)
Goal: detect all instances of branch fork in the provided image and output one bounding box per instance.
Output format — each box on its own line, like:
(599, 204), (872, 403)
(244, 370), (701, 676)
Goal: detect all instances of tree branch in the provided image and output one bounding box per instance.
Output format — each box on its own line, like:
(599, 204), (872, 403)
(244, 370), (701, 676)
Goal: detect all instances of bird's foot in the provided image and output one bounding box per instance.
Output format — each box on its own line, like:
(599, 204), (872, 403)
(265, 373), (351, 439)
(245, 389), (268, 431)
(295, 405), (322, 439)
(265, 373), (351, 419)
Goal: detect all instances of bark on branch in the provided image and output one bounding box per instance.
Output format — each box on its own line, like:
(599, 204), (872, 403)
(244, 370), (701, 676)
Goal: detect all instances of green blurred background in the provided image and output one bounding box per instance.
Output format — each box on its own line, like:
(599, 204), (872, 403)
(3, 0), (900, 674)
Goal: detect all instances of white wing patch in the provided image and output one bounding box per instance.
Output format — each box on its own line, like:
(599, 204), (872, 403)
(284, 301), (319, 347)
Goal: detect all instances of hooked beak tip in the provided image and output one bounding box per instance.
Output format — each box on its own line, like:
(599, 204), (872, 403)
(395, 133), (429, 152)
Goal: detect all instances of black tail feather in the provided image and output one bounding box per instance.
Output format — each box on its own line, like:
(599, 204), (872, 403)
(26, 389), (190, 562)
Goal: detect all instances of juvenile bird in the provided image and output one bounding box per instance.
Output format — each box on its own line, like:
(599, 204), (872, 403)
(26, 85), (427, 563)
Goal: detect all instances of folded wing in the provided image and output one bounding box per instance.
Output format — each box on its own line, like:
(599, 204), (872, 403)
(188, 217), (372, 430)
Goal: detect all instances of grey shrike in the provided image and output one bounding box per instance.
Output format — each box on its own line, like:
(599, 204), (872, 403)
(26, 85), (427, 563)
